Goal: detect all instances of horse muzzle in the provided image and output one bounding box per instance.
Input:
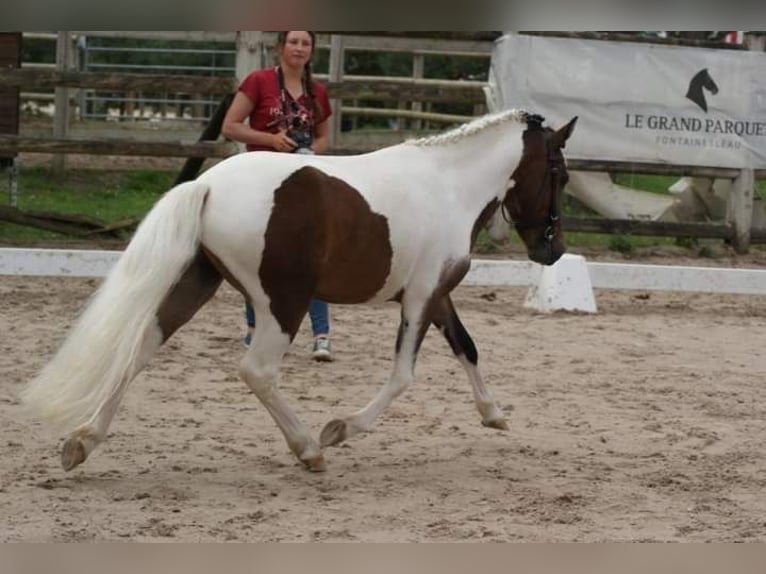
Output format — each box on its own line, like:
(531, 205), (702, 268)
(528, 240), (565, 266)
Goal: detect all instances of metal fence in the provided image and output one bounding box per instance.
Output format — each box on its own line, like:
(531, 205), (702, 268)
(20, 32), (492, 130)
(78, 40), (236, 122)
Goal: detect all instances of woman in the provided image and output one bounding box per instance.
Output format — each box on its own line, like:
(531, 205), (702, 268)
(222, 31), (334, 361)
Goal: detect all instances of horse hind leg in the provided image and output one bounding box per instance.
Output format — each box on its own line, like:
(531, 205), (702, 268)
(432, 295), (508, 430)
(61, 325), (163, 470)
(61, 250), (222, 471)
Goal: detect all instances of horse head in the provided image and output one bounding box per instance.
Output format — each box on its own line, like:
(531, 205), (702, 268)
(502, 114), (577, 266)
(686, 68), (718, 112)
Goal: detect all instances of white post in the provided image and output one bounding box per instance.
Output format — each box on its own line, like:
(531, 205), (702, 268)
(744, 33), (765, 52)
(728, 33), (765, 253)
(327, 34), (344, 149)
(523, 254), (597, 313)
(235, 31), (266, 82)
(232, 32), (266, 153)
(730, 169), (755, 254)
(53, 31), (72, 175)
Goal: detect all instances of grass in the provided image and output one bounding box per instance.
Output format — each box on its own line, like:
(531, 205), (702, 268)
(613, 173), (679, 194)
(1, 168), (175, 242)
(615, 173), (766, 200)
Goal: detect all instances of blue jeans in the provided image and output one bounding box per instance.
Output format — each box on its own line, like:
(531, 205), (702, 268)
(245, 299), (330, 337)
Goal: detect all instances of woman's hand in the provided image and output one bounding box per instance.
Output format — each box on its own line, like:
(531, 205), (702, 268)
(310, 119), (330, 154)
(271, 130), (297, 153)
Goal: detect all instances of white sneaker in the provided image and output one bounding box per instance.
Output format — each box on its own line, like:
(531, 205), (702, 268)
(311, 336), (333, 362)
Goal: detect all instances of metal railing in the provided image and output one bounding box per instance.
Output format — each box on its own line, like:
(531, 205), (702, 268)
(79, 42), (236, 122)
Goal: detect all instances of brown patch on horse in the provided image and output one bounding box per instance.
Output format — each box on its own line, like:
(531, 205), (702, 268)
(436, 257), (471, 298)
(260, 166), (392, 336)
(394, 257), (471, 356)
(156, 248), (223, 342)
(420, 257), (471, 351)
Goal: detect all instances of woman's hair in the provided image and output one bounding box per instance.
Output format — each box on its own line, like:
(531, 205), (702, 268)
(276, 31), (317, 48)
(276, 31), (323, 122)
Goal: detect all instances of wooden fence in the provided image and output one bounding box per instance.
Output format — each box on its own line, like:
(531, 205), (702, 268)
(0, 31), (764, 249)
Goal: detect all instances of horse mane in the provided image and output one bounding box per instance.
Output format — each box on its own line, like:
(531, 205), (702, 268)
(405, 108), (527, 147)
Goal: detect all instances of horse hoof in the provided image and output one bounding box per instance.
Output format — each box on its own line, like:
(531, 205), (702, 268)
(320, 419), (348, 448)
(302, 455), (327, 473)
(61, 437), (87, 471)
(483, 418), (510, 431)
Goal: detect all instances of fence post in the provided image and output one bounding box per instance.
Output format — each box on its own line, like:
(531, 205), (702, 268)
(75, 35), (87, 120)
(411, 52), (424, 131)
(744, 33), (765, 52)
(328, 34), (344, 149)
(53, 31), (72, 175)
(233, 32), (265, 154)
(728, 33), (765, 253)
(730, 169), (755, 253)
(235, 31), (266, 82)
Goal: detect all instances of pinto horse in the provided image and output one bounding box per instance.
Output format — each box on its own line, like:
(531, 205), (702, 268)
(22, 109), (576, 472)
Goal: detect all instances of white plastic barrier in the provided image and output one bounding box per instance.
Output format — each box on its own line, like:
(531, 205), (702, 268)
(2, 248), (766, 298)
(460, 258), (538, 286)
(0, 248), (121, 277)
(586, 262), (766, 295)
(466, 256), (766, 296)
(523, 254), (597, 313)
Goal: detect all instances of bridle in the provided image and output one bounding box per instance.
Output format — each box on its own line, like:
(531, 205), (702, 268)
(501, 116), (563, 245)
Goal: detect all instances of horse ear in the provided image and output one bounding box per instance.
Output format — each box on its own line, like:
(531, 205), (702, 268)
(551, 116), (578, 149)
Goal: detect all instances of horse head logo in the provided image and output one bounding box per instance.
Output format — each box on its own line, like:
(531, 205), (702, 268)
(686, 68), (718, 112)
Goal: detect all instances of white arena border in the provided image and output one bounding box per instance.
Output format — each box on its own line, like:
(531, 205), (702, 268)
(1, 248), (765, 296)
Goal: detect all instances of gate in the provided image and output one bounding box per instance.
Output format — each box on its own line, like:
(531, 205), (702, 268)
(78, 37), (236, 122)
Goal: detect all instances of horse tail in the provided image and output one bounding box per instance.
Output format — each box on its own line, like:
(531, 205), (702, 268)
(21, 180), (210, 431)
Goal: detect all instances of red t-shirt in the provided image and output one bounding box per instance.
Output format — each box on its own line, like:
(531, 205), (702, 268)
(237, 67), (332, 152)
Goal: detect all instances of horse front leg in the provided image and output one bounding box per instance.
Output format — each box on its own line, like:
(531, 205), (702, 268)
(432, 294), (508, 430)
(239, 310), (326, 472)
(320, 296), (430, 448)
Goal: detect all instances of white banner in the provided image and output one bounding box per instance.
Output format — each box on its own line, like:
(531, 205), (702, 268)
(488, 33), (766, 169)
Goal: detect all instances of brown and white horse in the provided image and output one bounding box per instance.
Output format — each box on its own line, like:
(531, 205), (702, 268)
(22, 110), (576, 472)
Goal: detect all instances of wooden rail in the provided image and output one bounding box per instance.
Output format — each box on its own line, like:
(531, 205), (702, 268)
(321, 76), (485, 103)
(562, 216), (766, 244)
(563, 215), (732, 239)
(0, 135), (236, 158)
(0, 69), (486, 104)
(4, 132), (763, 183)
(0, 69), (236, 95)
(567, 159), (766, 180)
(340, 107), (472, 124)
(525, 31), (749, 51)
